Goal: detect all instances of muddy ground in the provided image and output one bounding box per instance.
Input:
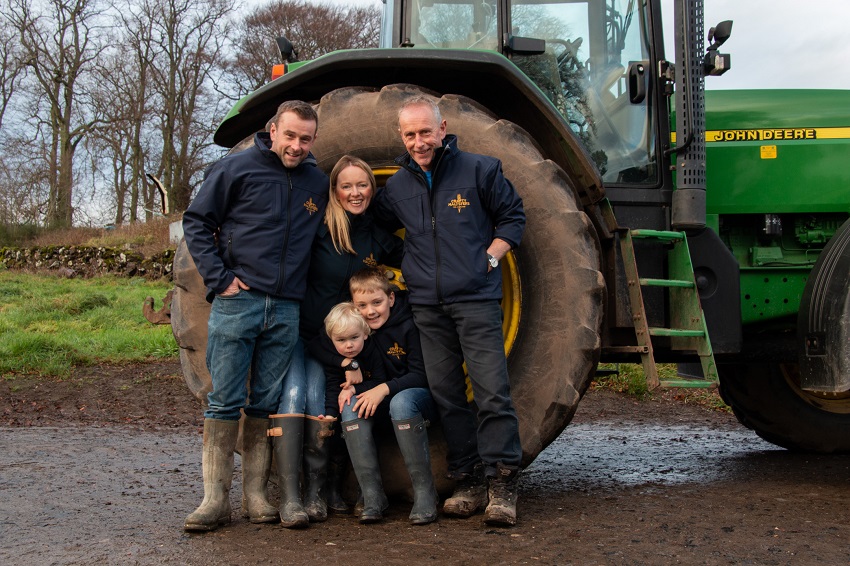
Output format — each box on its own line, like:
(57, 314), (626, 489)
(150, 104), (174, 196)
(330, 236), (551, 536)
(1, 361), (849, 565)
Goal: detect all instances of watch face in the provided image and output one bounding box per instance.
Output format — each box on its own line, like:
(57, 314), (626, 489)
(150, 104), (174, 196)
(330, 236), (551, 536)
(349, 360), (359, 370)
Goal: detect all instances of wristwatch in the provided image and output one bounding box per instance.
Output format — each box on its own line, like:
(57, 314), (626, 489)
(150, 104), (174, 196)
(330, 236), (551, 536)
(487, 254), (499, 269)
(343, 360), (360, 372)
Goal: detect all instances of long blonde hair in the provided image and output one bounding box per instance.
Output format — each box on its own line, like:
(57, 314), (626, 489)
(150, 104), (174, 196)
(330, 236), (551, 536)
(326, 155), (376, 255)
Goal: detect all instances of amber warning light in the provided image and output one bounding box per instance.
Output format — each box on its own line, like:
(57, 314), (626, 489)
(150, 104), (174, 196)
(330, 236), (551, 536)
(271, 64), (286, 80)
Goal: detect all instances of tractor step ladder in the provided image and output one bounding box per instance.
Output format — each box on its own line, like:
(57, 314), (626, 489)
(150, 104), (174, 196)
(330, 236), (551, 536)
(618, 227), (718, 389)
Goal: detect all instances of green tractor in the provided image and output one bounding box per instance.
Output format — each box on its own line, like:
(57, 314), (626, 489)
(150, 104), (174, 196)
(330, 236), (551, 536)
(171, 0), (850, 471)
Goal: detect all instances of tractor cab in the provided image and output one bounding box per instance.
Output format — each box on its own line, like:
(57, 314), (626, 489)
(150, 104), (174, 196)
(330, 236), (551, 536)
(382, 0), (661, 187)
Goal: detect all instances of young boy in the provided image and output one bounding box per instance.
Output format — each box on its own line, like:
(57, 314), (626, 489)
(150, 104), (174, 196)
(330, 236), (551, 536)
(308, 302), (387, 421)
(347, 267), (439, 525)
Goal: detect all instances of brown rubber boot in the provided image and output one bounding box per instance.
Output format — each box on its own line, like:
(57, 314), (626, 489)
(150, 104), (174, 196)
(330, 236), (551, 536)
(240, 416), (278, 523)
(484, 463), (520, 527)
(184, 418), (239, 532)
(442, 464), (487, 518)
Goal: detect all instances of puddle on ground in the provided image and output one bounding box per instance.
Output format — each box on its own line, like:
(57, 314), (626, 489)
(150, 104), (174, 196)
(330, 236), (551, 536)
(524, 423), (778, 492)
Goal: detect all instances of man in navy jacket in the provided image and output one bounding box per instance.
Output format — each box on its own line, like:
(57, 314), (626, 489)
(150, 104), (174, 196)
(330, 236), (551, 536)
(182, 100), (328, 532)
(374, 95), (525, 527)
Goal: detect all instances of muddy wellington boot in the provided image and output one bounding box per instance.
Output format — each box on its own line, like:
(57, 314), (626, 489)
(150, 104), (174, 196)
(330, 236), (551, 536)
(303, 416), (336, 522)
(268, 414), (309, 528)
(240, 416), (279, 524)
(484, 463), (520, 527)
(342, 417), (388, 524)
(184, 418), (239, 532)
(393, 415), (438, 525)
(442, 463), (487, 518)
(325, 430), (351, 514)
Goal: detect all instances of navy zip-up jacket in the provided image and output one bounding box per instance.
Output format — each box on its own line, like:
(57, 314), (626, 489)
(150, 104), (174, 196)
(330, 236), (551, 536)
(300, 213), (403, 340)
(183, 132), (328, 302)
(374, 135), (525, 304)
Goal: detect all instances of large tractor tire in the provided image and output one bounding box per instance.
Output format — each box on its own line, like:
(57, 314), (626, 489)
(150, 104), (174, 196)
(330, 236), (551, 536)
(312, 84), (605, 466)
(171, 238), (211, 403)
(718, 218), (850, 452)
(718, 362), (850, 452)
(171, 84), (605, 487)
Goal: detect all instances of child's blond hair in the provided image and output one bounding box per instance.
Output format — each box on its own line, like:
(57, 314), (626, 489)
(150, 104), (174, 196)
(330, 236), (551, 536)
(324, 301), (370, 338)
(349, 267), (392, 298)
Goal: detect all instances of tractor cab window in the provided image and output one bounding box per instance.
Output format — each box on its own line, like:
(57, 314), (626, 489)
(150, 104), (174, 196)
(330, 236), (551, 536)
(509, 0), (657, 185)
(407, 0), (499, 50)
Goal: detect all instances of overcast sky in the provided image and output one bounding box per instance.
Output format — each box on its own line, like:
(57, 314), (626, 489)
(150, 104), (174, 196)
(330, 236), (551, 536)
(667, 0), (850, 90)
(260, 0), (850, 91)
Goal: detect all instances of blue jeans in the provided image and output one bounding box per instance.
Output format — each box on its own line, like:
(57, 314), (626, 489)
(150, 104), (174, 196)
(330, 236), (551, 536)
(277, 338), (326, 416)
(204, 290), (299, 421)
(412, 300), (522, 477)
(340, 388), (437, 423)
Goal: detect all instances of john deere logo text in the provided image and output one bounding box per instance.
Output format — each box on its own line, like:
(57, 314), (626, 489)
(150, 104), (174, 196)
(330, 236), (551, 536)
(387, 343), (406, 359)
(448, 194), (470, 212)
(709, 128), (816, 142)
(363, 253), (377, 268)
(304, 197), (318, 215)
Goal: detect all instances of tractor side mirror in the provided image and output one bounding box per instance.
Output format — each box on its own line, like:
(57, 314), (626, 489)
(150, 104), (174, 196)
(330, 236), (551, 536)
(707, 20), (733, 49)
(276, 36), (299, 63)
(705, 20), (733, 76)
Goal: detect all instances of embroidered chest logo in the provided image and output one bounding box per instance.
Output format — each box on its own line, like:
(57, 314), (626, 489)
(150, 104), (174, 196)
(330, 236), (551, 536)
(303, 197), (318, 215)
(448, 194), (470, 213)
(387, 342), (407, 360)
(362, 253), (377, 268)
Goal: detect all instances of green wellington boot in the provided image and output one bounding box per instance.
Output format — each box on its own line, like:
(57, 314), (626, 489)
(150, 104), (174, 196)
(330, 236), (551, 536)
(269, 414), (309, 528)
(393, 415), (438, 525)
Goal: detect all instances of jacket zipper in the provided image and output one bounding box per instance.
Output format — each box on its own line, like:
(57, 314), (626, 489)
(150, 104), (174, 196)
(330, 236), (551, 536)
(428, 147), (449, 304)
(277, 171), (293, 296)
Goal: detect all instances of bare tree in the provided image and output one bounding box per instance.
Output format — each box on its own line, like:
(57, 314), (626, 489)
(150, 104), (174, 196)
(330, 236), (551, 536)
(226, 0), (381, 97)
(145, 0), (235, 214)
(0, 5), (25, 130)
(0, 135), (50, 235)
(87, 0), (159, 225)
(8, 0), (109, 229)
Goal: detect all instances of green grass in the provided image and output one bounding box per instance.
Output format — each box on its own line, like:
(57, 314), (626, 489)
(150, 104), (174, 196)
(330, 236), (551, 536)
(594, 363), (656, 398)
(594, 362), (731, 412)
(0, 271), (177, 377)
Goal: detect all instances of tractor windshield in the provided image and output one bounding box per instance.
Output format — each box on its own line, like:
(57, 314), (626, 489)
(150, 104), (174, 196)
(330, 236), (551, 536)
(509, 0), (656, 184)
(395, 0), (657, 185)
(407, 0), (499, 50)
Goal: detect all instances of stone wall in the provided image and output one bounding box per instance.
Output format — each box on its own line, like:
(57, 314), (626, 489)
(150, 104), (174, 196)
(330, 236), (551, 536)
(0, 246), (175, 279)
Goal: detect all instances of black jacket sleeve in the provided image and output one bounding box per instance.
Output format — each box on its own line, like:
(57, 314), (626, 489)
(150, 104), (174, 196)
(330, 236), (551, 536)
(355, 338), (389, 395)
(372, 186), (404, 233)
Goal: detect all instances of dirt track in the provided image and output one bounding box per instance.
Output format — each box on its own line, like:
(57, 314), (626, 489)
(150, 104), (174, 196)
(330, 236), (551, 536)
(2, 362), (849, 565)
